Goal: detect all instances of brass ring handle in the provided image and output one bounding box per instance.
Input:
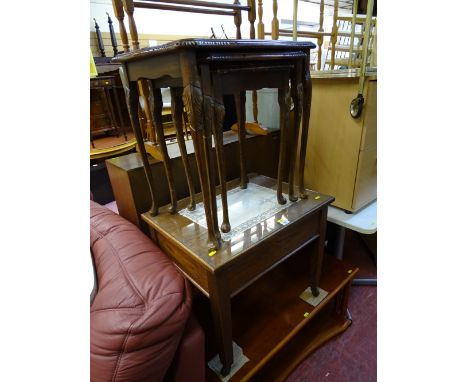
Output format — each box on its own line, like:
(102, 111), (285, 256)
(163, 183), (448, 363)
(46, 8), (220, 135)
(350, 94), (364, 119)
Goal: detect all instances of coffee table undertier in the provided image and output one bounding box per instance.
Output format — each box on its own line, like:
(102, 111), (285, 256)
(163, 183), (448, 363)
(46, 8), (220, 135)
(142, 174), (334, 375)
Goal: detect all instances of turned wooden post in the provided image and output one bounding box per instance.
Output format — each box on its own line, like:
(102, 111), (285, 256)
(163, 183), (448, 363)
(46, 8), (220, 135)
(247, 0), (258, 123)
(317, 0), (325, 70)
(247, 0), (256, 39)
(234, 0), (242, 39)
(272, 0), (279, 40)
(107, 12), (119, 56)
(122, 0), (140, 50)
(255, 0), (265, 125)
(292, 0), (298, 41)
(257, 0), (264, 39)
(112, 0), (130, 52)
(94, 19), (106, 57)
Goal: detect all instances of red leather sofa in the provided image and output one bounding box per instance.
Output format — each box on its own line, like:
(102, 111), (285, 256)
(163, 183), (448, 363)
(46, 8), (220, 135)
(90, 200), (205, 382)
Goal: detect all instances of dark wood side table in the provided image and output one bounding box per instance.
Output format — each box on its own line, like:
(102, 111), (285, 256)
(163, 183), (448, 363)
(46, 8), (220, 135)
(113, 39), (315, 250)
(106, 131), (282, 230)
(112, 39), (326, 376)
(90, 75), (128, 144)
(142, 175), (333, 375)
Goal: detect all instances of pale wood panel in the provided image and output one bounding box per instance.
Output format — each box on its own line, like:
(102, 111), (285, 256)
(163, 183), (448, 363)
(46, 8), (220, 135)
(352, 146), (377, 211)
(359, 79), (377, 151)
(304, 76), (363, 210)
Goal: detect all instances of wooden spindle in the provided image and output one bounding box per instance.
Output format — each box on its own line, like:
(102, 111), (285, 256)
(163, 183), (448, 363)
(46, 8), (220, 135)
(171, 87), (196, 211)
(107, 12), (119, 56)
(122, 0), (140, 50)
(330, 0), (339, 69)
(257, 0), (264, 39)
(292, 0), (298, 41)
(234, 0), (242, 39)
(249, 0), (259, 123)
(234, 91), (248, 189)
(272, 0), (279, 40)
(252, 90), (259, 123)
(112, 0), (130, 52)
(94, 19), (106, 57)
(150, 83), (178, 214)
(247, 0), (256, 39)
(317, 0), (324, 70)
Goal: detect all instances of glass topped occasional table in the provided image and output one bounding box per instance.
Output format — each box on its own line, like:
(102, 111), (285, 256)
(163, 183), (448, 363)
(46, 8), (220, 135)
(142, 174), (334, 375)
(114, 38), (330, 376)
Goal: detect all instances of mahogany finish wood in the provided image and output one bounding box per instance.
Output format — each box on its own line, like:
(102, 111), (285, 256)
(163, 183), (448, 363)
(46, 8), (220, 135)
(141, 174), (334, 375)
(112, 38), (317, 375)
(170, 87), (196, 210)
(90, 75), (127, 141)
(106, 131), (282, 229)
(193, 250), (358, 381)
(113, 39), (315, 250)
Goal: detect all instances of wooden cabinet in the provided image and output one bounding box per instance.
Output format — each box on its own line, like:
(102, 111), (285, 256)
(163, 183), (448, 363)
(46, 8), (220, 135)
(90, 73), (130, 140)
(304, 71), (377, 212)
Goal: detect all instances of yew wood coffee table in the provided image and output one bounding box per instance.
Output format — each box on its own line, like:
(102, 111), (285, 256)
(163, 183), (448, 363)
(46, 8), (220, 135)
(142, 174), (334, 375)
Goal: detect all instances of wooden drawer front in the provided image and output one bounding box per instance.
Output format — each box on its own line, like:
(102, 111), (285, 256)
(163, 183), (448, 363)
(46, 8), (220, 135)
(90, 79), (114, 89)
(352, 146), (377, 211)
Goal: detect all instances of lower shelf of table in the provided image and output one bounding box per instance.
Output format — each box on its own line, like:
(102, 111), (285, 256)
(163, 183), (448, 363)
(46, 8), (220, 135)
(192, 247), (358, 381)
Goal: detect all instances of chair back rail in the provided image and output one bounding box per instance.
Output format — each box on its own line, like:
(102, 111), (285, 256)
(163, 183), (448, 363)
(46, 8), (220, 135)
(112, 0), (130, 52)
(113, 0), (256, 49)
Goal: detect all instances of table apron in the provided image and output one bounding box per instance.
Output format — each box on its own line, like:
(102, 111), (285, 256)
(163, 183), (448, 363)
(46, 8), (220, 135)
(222, 209), (322, 295)
(127, 52), (182, 82)
(153, 229), (211, 293)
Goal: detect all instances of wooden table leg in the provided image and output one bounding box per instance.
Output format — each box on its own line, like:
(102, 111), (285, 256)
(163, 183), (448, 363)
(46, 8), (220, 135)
(299, 57), (312, 199)
(170, 87), (196, 211)
(182, 83), (221, 249)
(310, 206), (327, 296)
(288, 61), (304, 202)
(138, 80), (157, 144)
(276, 80), (290, 205)
(202, 92), (222, 244)
(208, 274), (233, 377)
(150, 82), (178, 214)
(120, 66), (158, 216)
(212, 92), (231, 233)
(234, 91), (248, 189)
